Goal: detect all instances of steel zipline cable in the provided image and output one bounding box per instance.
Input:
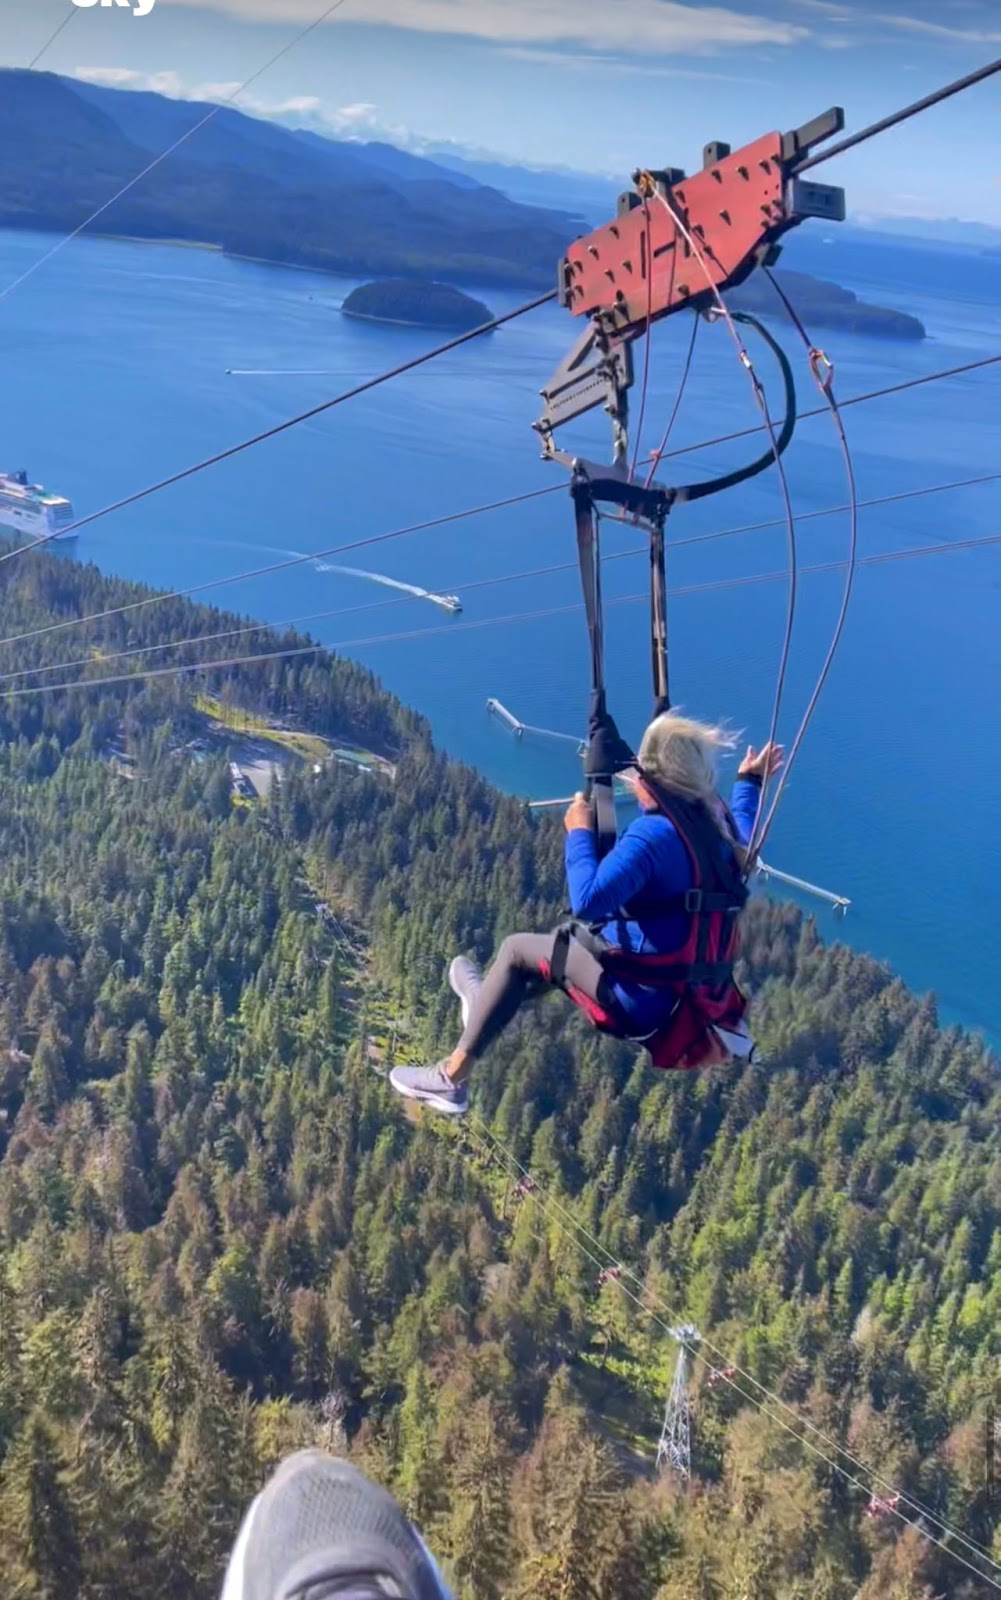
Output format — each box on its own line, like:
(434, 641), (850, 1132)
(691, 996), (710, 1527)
(797, 56), (1001, 172)
(0, 353), (985, 659)
(655, 350), (1001, 470)
(6, 520), (1000, 701)
(0, 481), (560, 654)
(0, 463), (996, 688)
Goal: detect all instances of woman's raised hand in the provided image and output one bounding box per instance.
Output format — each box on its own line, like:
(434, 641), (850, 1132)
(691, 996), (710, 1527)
(739, 741), (785, 780)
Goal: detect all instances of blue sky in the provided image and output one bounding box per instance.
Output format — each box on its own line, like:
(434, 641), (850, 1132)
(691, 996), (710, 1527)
(5, 0), (1000, 222)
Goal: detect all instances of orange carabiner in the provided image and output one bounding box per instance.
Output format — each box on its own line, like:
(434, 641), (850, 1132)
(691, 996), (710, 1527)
(809, 346), (834, 393)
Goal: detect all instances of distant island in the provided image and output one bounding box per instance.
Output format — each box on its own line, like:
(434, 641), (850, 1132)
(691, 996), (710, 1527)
(342, 280), (495, 331)
(730, 268), (926, 341)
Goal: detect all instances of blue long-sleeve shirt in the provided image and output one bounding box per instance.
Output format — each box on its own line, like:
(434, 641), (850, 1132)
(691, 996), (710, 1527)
(564, 778), (760, 1031)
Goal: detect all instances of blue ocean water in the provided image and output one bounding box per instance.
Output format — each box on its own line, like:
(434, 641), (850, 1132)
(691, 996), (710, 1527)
(0, 225), (998, 1044)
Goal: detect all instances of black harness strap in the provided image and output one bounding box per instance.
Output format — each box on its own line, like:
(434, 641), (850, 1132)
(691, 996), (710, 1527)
(549, 922), (572, 991)
(649, 508), (670, 717)
(571, 478), (637, 860)
(548, 917), (620, 1005)
(572, 481), (605, 726)
(561, 312), (797, 868)
(641, 783), (749, 985)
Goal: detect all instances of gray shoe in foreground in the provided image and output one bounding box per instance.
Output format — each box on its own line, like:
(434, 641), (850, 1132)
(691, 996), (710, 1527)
(389, 1062), (468, 1117)
(220, 1449), (454, 1600)
(448, 955), (482, 1028)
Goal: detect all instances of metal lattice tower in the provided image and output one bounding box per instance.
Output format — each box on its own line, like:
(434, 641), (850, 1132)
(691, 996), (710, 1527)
(657, 1323), (701, 1479)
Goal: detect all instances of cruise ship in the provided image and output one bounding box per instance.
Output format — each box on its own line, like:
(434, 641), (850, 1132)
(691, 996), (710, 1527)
(0, 471), (77, 543)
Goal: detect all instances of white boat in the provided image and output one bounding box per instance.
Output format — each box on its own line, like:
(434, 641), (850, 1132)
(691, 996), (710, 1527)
(0, 470), (76, 543)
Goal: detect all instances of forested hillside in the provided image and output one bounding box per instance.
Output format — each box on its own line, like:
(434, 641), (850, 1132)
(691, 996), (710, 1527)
(0, 70), (577, 288)
(0, 545), (997, 1599)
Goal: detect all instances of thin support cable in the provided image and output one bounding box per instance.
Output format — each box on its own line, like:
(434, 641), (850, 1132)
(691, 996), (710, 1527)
(1, 521), (997, 704)
(0, 462), (993, 689)
(0, 346), (991, 657)
(1, 0), (354, 305)
(4, 523), (1001, 700)
(751, 270), (860, 857)
(647, 182), (799, 850)
(0, 290), (556, 571)
(0, 482), (558, 657)
(644, 312), (700, 492)
(628, 199), (656, 486)
(27, 7), (77, 69)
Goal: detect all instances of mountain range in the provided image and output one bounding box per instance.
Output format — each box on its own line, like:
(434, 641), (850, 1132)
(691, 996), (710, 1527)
(0, 69), (585, 288)
(851, 213), (1001, 249)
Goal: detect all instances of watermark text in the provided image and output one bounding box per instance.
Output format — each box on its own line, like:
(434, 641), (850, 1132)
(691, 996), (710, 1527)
(72, 0), (158, 17)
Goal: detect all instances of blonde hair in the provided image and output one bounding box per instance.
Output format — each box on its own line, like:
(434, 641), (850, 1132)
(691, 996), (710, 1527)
(637, 710), (737, 807)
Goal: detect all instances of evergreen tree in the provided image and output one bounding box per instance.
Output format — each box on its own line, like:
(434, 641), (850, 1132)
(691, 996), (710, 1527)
(0, 1411), (83, 1598)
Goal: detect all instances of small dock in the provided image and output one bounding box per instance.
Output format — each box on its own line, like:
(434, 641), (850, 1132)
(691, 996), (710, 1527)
(755, 860), (850, 914)
(527, 784), (632, 809)
(486, 698), (585, 753)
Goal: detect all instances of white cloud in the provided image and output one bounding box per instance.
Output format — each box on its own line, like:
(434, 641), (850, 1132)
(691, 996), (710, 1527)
(788, 0), (855, 14)
(75, 66), (186, 96)
(499, 46), (770, 81)
(325, 104), (412, 140)
(73, 66), (259, 101)
(273, 99), (413, 141)
(74, 65), (324, 117)
(264, 95), (326, 115)
(166, 0), (809, 55)
(71, 65), (417, 143)
(335, 102), (380, 123)
(792, 0), (1001, 42)
(188, 79), (243, 101)
(874, 12), (1001, 43)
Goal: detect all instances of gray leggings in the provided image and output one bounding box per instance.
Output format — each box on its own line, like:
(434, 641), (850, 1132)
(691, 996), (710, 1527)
(457, 930), (622, 1061)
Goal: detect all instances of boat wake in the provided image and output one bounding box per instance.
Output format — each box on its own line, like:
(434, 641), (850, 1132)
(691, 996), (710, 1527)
(314, 560), (428, 599)
(201, 539), (461, 612)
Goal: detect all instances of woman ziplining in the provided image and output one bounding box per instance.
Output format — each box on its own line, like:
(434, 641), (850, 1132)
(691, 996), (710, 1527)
(390, 122), (866, 1118)
(388, 240), (797, 1120)
(389, 712), (784, 1116)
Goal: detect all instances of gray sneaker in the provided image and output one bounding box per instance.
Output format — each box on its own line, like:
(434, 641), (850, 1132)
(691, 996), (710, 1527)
(448, 956), (482, 1028)
(389, 1062), (468, 1117)
(219, 1449), (454, 1600)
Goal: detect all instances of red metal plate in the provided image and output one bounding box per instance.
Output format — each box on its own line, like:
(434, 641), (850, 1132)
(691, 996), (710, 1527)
(563, 131), (786, 326)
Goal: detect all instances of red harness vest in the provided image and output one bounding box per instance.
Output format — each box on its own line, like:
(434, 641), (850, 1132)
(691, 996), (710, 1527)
(543, 791), (752, 1071)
